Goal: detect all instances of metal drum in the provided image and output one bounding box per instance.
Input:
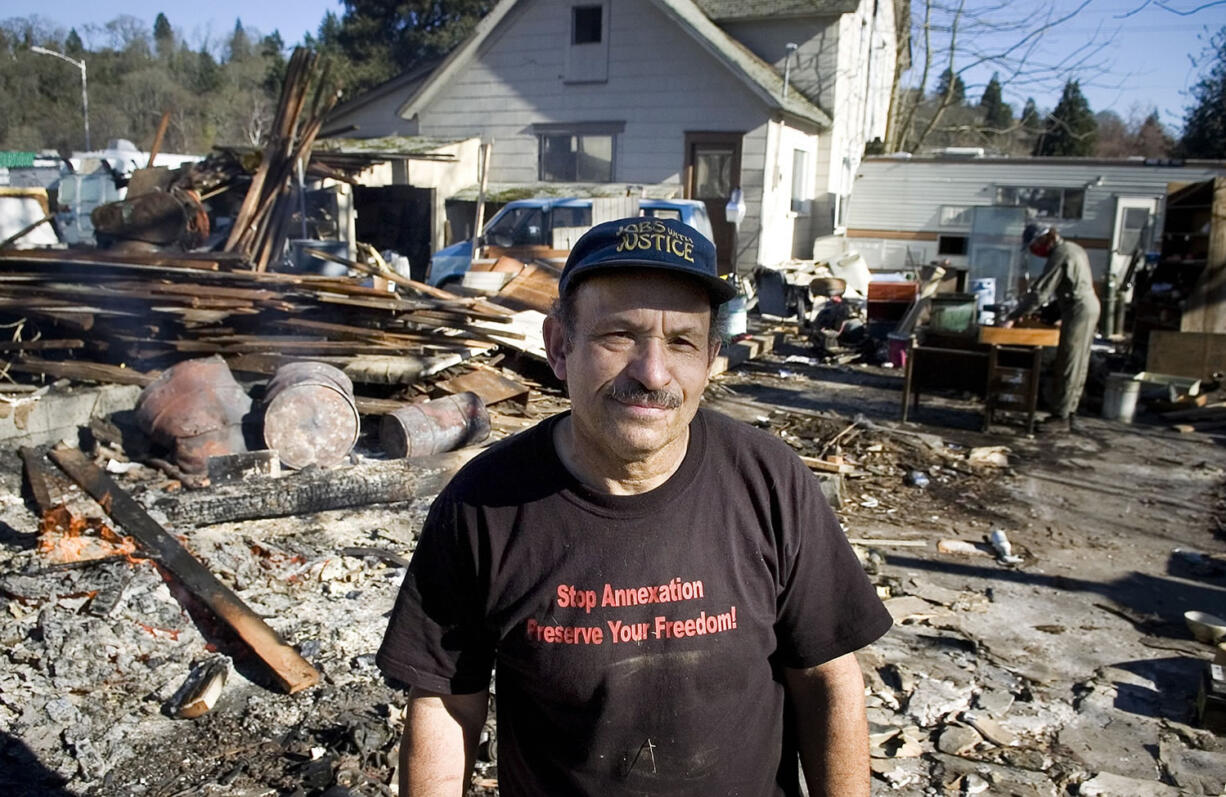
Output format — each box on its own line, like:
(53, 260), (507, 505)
(135, 355), (251, 474)
(380, 392), (490, 459)
(262, 361), (359, 469)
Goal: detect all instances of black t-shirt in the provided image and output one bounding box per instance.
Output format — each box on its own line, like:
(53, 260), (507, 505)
(378, 408), (892, 796)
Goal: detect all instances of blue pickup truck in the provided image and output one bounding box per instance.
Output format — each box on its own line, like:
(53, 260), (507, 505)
(426, 197), (714, 287)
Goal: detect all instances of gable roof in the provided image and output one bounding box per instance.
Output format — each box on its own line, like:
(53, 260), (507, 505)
(327, 60), (439, 131)
(397, 0), (832, 128)
(693, 0), (858, 21)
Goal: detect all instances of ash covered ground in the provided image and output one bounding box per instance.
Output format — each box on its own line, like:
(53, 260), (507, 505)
(2, 340), (1225, 796)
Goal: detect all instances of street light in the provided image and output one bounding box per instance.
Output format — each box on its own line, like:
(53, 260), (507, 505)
(30, 46), (90, 151)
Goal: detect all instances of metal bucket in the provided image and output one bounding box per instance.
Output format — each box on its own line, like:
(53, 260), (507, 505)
(136, 355), (252, 474)
(380, 392), (490, 459)
(263, 361), (359, 469)
(1101, 373), (1140, 423)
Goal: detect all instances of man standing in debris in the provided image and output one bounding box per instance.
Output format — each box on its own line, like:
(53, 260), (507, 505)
(377, 217), (892, 796)
(1005, 223), (1101, 432)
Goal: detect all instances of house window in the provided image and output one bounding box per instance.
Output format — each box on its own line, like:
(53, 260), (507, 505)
(939, 205), (973, 228)
(538, 133), (613, 182)
(938, 235), (968, 256)
(790, 149), (811, 214)
(572, 6), (602, 44)
(565, 3), (608, 82)
(995, 186), (1086, 220)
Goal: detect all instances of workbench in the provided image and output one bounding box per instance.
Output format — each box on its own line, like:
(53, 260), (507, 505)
(900, 326), (1060, 434)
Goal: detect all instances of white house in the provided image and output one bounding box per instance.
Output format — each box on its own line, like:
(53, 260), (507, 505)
(325, 0), (903, 273)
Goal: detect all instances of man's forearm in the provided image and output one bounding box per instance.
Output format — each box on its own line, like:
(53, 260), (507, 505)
(400, 688), (489, 797)
(785, 653), (871, 797)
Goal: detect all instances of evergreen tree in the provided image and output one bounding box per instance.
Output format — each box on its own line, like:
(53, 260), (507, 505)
(934, 67), (966, 104)
(1020, 98), (1042, 133)
(1135, 111), (1173, 158)
(318, 0), (496, 94)
(227, 19), (252, 62)
(1178, 26), (1226, 159)
(979, 72), (1013, 132)
(1034, 80), (1096, 156)
(64, 28), (83, 56)
(153, 13), (173, 58)
(261, 31), (287, 93)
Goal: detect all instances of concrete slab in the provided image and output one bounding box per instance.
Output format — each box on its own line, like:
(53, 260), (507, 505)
(0, 384), (141, 448)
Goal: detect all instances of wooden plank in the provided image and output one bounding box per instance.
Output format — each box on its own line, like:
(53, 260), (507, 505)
(436, 367), (530, 407)
(710, 333), (778, 376)
(0, 339), (84, 352)
(10, 358), (157, 386)
(20, 446), (57, 514)
(469, 310), (548, 361)
(798, 455), (855, 474)
(493, 264), (560, 314)
(47, 447), (320, 694)
(1148, 330), (1226, 381)
(977, 326), (1061, 347)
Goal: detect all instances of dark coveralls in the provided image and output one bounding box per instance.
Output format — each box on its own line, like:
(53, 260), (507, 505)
(1008, 239), (1100, 419)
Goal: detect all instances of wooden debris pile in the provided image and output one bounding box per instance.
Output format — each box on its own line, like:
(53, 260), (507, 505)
(222, 48), (339, 271)
(0, 247), (535, 391)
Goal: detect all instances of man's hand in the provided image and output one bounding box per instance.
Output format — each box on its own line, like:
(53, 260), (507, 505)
(399, 688), (489, 797)
(784, 653), (870, 797)
(1001, 319), (1015, 328)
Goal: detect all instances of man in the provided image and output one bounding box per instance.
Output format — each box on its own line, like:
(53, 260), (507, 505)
(1006, 223), (1101, 433)
(377, 217), (892, 796)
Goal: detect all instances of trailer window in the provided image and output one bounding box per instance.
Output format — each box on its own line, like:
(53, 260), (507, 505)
(995, 186), (1085, 220)
(938, 235), (968, 256)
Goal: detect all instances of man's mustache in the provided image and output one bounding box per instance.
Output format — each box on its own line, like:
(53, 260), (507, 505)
(605, 382), (682, 409)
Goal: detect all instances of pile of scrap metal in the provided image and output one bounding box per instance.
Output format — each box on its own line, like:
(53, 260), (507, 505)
(754, 253), (875, 364)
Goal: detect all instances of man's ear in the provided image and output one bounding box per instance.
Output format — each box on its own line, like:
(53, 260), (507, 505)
(543, 315), (568, 382)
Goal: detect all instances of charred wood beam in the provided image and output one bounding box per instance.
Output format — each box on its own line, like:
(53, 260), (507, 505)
(158, 450), (476, 527)
(47, 446), (320, 694)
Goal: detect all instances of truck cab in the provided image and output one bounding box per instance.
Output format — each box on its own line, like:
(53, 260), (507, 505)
(426, 197), (714, 287)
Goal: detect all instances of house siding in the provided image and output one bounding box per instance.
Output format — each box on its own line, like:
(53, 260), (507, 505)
(718, 17), (840, 112)
(415, 0), (769, 187)
(826, 0), (894, 200)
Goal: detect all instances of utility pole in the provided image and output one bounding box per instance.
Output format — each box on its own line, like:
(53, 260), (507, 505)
(31, 46), (90, 151)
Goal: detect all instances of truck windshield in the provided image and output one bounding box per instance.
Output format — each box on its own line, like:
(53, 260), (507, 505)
(484, 207), (546, 247)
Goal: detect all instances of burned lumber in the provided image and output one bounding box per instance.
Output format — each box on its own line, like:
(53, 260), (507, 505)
(20, 446), (57, 514)
(160, 450), (477, 527)
(47, 446), (320, 694)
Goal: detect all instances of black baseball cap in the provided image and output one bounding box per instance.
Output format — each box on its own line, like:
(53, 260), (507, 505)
(1021, 222), (1052, 250)
(558, 217), (736, 304)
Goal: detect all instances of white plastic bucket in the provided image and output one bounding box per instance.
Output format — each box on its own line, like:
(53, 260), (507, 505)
(832, 252), (871, 299)
(1102, 373), (1140, 423)
(724, 295), (748, 338)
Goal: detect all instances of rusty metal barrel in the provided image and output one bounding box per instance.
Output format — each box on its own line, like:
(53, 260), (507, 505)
(380, 392), (490, 459)
(136, 355), (252, 474)
(262, 362), (359, 469)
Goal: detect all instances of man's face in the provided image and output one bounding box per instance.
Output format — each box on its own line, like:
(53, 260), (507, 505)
(544, 271), (718, 467)
(1028, 233), (1054, 258)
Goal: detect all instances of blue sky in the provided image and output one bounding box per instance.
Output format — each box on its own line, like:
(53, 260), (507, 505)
(3, 0), (1223, 132)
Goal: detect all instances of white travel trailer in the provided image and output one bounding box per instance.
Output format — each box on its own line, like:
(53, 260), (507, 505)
(842, 155), (1226, 300)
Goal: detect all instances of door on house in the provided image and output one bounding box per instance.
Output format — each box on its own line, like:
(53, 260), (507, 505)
(684, 133), (742, 274)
